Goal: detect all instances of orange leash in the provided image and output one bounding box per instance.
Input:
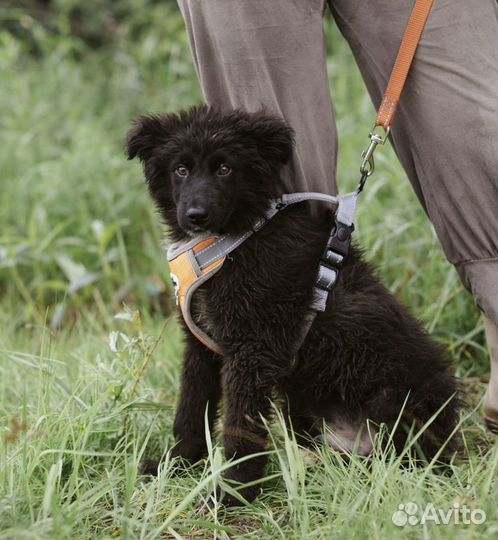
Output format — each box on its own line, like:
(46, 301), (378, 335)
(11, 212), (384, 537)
(360, 0), (433, 179)
(376, 0), (434, 130)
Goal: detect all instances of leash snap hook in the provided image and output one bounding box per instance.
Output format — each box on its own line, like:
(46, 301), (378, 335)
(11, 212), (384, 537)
(360, 125), (390, 177)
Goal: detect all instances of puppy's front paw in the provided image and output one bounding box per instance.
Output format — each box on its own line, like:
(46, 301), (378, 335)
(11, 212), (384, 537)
(139, 458), (161, 476)
(139, 438), (207, 477)
(171, 437), (208, 463)
(219, 484), (260, 507)
(198, 484), (260, 509)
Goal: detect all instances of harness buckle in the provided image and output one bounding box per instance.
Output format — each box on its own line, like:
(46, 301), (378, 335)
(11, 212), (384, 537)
(317, 220), (354, 292)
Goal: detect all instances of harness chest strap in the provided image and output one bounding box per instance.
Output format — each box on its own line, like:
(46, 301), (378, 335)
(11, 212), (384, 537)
(167, 192), (358, 355)
(167, 237), (226, 353)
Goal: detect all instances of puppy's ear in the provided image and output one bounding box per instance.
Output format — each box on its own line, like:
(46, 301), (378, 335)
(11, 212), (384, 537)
(125, 114), (177, 162)
(249, 114), (295, 165)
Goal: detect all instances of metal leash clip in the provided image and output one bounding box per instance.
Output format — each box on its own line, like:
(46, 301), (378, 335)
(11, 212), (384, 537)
(360, 125), (390, 177)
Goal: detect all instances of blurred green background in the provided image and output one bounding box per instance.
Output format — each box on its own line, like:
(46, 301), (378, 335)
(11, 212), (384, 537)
(1, 0), (199, 328)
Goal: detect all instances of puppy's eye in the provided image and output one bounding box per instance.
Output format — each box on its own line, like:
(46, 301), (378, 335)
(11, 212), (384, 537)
(175, 165), (189, 177)
(217, 164), (232, 176)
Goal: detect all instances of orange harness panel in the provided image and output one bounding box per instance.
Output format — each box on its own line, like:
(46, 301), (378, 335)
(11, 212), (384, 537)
(168, 237), (226, 354)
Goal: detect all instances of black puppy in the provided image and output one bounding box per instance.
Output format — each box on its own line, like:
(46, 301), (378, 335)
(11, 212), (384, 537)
(126, 106), (460, 505)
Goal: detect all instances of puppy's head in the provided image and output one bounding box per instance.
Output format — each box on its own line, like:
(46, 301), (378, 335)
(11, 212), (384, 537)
(126, 105), (294, 239)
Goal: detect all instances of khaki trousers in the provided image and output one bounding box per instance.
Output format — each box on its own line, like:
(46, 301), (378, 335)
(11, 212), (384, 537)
(177, 0), (498, 426)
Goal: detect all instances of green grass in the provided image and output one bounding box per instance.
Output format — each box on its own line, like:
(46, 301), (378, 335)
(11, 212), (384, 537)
(0, 5), (496, 539)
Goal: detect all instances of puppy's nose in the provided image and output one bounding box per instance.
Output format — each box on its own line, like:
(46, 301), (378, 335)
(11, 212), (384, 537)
(186, 207), (208, 226)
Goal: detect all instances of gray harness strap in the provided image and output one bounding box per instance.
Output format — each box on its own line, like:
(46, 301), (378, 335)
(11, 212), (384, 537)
(166, 191), (359, 354)
(336, 191), (358, 226)
(189, 193), (336, 270)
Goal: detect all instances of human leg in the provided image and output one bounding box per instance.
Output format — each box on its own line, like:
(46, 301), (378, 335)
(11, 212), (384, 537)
(176, 0), (337, 194)
(329, 0), (498, 428)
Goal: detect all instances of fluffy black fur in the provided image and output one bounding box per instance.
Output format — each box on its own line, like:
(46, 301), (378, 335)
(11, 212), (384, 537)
(127, 106), (461, 505)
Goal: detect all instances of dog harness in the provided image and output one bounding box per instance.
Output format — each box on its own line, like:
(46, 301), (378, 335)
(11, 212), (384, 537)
(167, 192), (358, 354)
(166, 0), (433, 355)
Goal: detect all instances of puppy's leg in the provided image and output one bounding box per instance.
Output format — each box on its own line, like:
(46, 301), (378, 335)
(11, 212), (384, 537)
(363, 380), (460, 459)
(220, 349), (275, 505)
(141, 336), (222, 475)
(282, 395), (320, 446)
(172, 335), (222, 462)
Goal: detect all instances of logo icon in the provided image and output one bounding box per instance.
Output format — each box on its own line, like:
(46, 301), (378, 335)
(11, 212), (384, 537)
(392, 502), (419, 527)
